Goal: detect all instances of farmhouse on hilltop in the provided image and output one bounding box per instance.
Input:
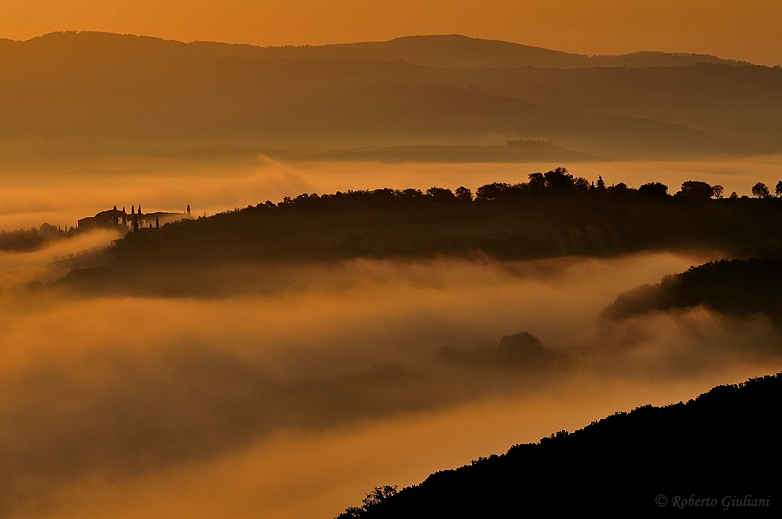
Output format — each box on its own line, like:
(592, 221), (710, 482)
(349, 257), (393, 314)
(77, 204), (193, 231)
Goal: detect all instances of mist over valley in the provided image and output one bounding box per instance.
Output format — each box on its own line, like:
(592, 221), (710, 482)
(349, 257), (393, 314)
(1, 27), (781, 518)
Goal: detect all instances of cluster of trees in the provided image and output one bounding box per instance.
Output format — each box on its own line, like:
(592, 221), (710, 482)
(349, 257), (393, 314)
(750, 181), (782, 198)
(241, 168), (780, 213)
(0, 223), (68, 252)
(467, 171), (719, 201)
(269, 185), (474, 212)
(339, 486), (399, 518)
(260, 167), (680, 208)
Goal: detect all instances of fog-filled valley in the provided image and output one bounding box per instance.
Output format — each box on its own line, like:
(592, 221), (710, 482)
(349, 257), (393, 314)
(1, 155), (782, 517)
(3, 247), (782, 518)
(2, 27), (782, 518)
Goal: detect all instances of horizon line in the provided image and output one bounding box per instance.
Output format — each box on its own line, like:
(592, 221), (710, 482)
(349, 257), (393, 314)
(0, 30), (748, 64)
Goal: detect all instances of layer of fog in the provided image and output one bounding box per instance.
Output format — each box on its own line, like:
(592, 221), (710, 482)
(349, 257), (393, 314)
(29, 367), (776, 519)
(0, 229), (119, 291)
(2, 252), (781, 518)
(2, 155), (782, 231)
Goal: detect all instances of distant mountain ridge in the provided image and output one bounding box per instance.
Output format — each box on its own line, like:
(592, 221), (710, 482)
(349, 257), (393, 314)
(0, 31), (778, 160)
(0, 31), (751, 69)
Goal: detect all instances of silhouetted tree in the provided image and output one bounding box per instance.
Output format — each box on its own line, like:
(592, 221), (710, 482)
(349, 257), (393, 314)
(776, 181), (782, 197)
(608, 182), (628, 197)
(573, 177), (590, 191)
(337, 486), (399, 518)
(528, 172), (546, 189)
(400, 188), (423, 200)
(495, 332), (554, 368)
(752, 182), (771, 198)
(638, 182), (668, 198)
(596, 175), (606, 194)
(455, 186), (472, 202)
(543, 167), (573, 191)
(476, 183), (510, 201)
(362, 486), (398, 508)
(677, 181), (713, 200)
(426, 187), (456, 203)
(711, 185), (724, 199)
(39, 223), (59, 234)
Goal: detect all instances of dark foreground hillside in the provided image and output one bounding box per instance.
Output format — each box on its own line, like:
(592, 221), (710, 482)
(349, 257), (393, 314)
(337, 374), (780, 516)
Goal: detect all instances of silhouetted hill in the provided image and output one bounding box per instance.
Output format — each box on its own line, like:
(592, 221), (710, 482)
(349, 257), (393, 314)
(0, 32), (778, 160)
(114, 179), (782, 263)
(442, 63), (782, 145)
(336, 373), (780, 516)
(1, 32), (747, 69)
(54, 173), (782, 297)
(236, 35), (750, 69)
(603, 257), (782, 328)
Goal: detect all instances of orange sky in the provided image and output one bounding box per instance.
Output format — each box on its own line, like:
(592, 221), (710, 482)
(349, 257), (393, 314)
(1, 0), (781, 65)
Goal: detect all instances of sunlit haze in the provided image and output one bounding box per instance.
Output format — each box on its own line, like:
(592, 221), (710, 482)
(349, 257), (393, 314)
(1, 2), (781, 517)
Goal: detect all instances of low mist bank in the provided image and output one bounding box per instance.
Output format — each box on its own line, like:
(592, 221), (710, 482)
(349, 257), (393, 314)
(0, 229), (119, 289)
(24, 368), (778, 519)
(2, 253), (781, 518)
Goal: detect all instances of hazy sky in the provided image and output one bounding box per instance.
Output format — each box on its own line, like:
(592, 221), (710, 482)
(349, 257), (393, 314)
(1, 0), (781, 65)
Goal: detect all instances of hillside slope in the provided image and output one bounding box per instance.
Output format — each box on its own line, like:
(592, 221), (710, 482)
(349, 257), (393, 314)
(338, 373), (780, 516)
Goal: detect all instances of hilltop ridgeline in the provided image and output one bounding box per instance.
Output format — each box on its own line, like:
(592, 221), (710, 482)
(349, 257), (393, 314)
(106, 169), (782, 262)
(336, 373), (781, 517)
(43, 168), (782, 296)
(10, 168), (779, 262)
(0, 32), (751, 70)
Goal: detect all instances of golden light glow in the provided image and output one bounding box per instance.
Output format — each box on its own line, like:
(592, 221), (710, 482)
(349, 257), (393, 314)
(2, 3), (781, 517)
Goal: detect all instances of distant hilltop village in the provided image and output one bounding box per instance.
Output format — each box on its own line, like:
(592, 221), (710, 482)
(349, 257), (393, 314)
(77, 204), (194, 233)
